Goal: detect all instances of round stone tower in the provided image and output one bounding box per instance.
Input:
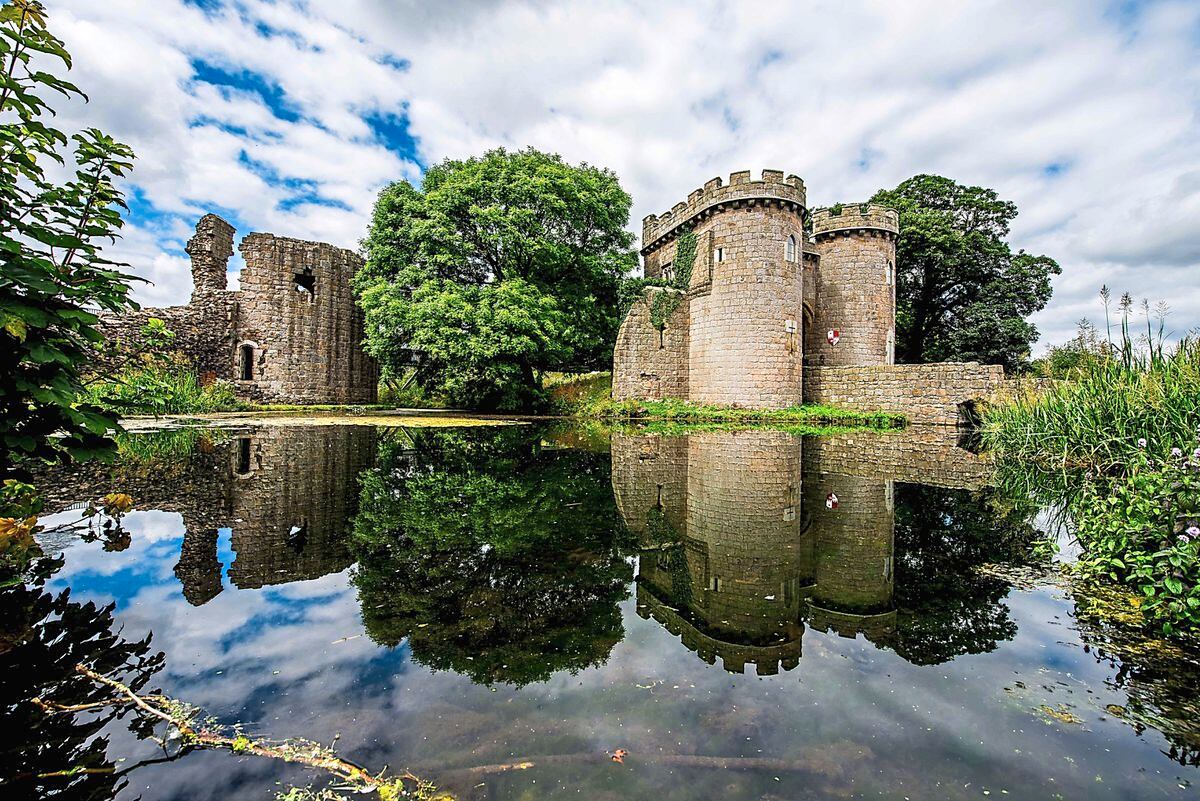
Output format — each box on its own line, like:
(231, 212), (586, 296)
(631, 170), (808, 408)
(807, 204), (899, 367)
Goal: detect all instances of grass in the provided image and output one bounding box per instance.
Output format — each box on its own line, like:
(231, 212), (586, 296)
(83, 360), (243, 416)
(983, 338), (1200, 468)
(546, 370), (906, 429)
(619, 419), (897, 437)
(587, 396), (906, 430)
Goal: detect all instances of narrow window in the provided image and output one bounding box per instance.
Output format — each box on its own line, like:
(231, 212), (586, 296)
(887, 328), (895, 364)
(661, 261), (674, 283)
(785, 234), (798, 262)
(239, 344), (254, 380)
(236, 437), (252, 474)
(714, 247), (724, 263)
(708, 576), (721, 592)
(886, 259), (894, 286)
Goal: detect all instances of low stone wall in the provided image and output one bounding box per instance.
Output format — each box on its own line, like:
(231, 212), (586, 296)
(805, 428), (993, 490)
(804, 363), (1006, 426)
(95, 293), (237, 381)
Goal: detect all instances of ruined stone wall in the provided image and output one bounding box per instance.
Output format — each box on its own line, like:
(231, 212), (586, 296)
(227, 425), (377, 589)
(95, 294), (238, 381)
(94, 214), (377, 405)
(236, 233), (378, 404)
(187, 214), (236, 298)
(804, 363), (1006, 426)
(806, 205), (897, 367)
(610, 288), (689, 402)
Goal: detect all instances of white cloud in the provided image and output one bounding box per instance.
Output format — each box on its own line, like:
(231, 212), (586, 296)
(47, 0), (1200, 348)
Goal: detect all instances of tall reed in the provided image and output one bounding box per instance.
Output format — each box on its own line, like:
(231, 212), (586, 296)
(984, 337), (1200, 468)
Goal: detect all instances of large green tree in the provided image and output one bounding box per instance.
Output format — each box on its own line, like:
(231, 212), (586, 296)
(871, 175), (1060, 371)
(356, 148), (636, 411)
(1, 0), (139, 477)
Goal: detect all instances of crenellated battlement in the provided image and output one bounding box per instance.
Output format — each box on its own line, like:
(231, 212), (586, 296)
(812, 203), (898, 239)
(636, 582), (803, 675)
(641, 169), (807, 253)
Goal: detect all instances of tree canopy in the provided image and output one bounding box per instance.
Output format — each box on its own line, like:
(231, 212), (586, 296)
(355, 148), (636, 411)
(871, 175), (1060, 371)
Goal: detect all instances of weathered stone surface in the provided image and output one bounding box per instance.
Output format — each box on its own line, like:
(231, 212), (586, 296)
(804, 363), (1006, 427)
(98, 214), (377, 404)
(614, 171), (994, 423)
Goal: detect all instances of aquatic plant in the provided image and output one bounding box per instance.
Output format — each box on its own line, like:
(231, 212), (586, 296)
(1070, 446), (1200, 637)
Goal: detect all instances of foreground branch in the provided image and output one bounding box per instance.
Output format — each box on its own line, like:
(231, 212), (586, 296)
(38, 665), (440, 799)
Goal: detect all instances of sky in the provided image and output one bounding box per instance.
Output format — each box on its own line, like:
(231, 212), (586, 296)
(46, 0), (1200, 350)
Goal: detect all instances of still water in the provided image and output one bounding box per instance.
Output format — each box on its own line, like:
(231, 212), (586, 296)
(6, 421), (1200, 800)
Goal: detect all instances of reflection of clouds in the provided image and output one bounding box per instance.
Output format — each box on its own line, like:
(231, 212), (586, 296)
(49, 507), (1199, 800)
(47, 511), (185, 589)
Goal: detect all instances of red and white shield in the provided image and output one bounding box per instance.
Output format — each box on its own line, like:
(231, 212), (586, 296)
(826, 493), (839, 510)
(827, 329), (840, 345)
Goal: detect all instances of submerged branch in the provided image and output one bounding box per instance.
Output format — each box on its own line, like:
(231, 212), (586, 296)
(37, 664), (438, 799)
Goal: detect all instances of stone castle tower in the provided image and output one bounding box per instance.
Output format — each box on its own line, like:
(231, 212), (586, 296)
(612, 169), (901, 411)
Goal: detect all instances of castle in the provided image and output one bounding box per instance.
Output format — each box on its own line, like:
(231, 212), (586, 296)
(613, 170), (1004, 424)
(100, 214), (378, 405)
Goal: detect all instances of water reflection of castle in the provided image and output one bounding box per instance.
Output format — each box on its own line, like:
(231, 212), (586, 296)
(613, 429), (992, 674)
(37, 425), (377, 605)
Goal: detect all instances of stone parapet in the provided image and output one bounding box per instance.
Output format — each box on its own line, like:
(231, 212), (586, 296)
(812, 204), (898, 239)
(805, 428), (993, 490)
(804, 363), (1006, 426)
(641, 169), (807, 253)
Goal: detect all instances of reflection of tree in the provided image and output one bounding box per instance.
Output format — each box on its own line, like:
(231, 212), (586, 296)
(0, 558), (164, 799)
(891, 484), (1042, 664)
(350, 427), (635, 686)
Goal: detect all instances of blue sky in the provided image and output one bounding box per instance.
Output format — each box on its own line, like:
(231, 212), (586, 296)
(51, 0), (1200, 349)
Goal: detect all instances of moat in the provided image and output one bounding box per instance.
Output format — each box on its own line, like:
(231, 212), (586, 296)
(7, 420), (1200, 800)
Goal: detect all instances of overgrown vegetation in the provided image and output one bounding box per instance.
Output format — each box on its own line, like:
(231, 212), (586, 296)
(586, 396), (905, 429)
(0, 0), (140, 478)
(984, 290), (1200, 638)
(80, 319), (241, 416)
(983, 296), (1200, 469)
(83, 354), (241, 416)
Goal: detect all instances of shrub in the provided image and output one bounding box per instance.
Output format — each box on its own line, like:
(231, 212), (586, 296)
(1071, 446), (1200, 637)
(83, 356), (240, 416)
